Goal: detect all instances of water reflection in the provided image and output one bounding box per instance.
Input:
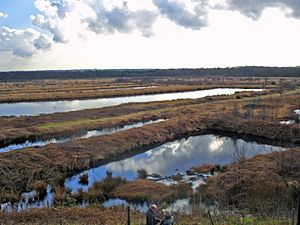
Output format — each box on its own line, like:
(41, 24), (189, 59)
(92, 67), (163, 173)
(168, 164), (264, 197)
(0, 88), (262, 116)
(280, 109), (300, 124)
(102, 198), (191, 214)
(0, 185), (53, 212)
(0, 119), (165, 153)
(1, 134), (283, 213)
(295, 109), (300, 118)
(65, 134), (283, 193)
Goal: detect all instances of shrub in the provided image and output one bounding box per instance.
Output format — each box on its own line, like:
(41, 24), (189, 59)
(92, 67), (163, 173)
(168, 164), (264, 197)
(79, 173), (89, 185)
(137, 169), (148, 179)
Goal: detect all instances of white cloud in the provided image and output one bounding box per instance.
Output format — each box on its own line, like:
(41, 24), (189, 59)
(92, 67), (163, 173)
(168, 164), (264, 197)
(30, 0), (159, 41)
(0, 12), (8, 19)
(31, 14), (68, 43)
(31, 0), (69, 43)
(34, 35), (52, 50)
(0, 27), (52, 57)
(1, 0), (300, 70)
(217, 0), (300, 20)
(153, 0), (208, 29)
(29, 0), (300, 42)
(85, 2), (158, 37)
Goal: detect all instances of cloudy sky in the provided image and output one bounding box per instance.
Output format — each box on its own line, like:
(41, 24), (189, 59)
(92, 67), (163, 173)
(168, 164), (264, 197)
(0, 0), (300, 71)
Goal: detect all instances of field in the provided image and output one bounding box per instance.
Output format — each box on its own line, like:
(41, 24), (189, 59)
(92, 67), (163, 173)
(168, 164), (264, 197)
(0, 74), (300, 224)
(0, 76), (285, 103)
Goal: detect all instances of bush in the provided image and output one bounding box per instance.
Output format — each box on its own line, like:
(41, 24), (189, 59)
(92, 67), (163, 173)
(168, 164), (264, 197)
(33, 181), (48, 200)
(137, 169), (148, 179)
(79, 173), (89, 185)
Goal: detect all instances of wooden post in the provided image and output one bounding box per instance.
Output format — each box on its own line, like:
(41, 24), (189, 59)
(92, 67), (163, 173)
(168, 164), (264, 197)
(127, 205), (131, 225)
(297, 195), (300, 225)
(208, 211), (214, 225)
(60, 219), (63, 225)
(292, 208), (295, 225)
(193, 192), (196, 214)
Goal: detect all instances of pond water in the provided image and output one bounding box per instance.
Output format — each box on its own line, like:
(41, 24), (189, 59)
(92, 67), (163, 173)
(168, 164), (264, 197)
(0, 119), (165, 153)
(280, 109), (300, 124)
(0, 88), (262, 116)
(295, 109), (300, 118)
(0, 185), (53, 212)
(1, 133), (283, 213)
(102, 198), (192, 214)
(65, 134), (283, 193)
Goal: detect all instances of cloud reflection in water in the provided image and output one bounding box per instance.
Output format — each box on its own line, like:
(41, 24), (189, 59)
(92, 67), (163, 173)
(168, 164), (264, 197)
(65, 134), (283, 193)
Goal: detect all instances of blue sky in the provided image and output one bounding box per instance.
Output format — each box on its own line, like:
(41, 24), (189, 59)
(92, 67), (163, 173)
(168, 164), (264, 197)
(0, 0), (300, 71)
(0, 0), (38, 28)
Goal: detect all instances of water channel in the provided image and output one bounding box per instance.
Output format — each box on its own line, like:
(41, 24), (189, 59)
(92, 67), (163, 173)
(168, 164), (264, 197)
(0, 88), (262, 116)
(0, 119), (165, 153)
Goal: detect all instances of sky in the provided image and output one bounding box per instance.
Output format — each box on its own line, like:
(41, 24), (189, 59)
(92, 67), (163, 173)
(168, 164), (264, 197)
(0, 0), (300, 71)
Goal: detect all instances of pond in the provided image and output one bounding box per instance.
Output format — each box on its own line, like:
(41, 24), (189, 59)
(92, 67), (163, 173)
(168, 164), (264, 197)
(0, 88), (262, 116)
(102, 198), (193, 214)
(65, 134), (283, 193)
(0, 119), (165, 153)
(0, 133), (283, 212)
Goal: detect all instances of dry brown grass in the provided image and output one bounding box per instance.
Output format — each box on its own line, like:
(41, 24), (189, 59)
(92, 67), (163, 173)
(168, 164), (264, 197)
(0, 76), (281, 103)
(0, 207), (143, 225)
(192, 164), (219, 173)
(112, 179), (192, 203)
(0, 87), (298, 147)
(0, 83), (299, 198)
(0, 90), (300, 195)
(198, 147), (300, 215)
(0, 206), (293, 225)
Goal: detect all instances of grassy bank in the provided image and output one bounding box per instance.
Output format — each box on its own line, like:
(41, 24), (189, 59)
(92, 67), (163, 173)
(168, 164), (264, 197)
(198, 147), (300, 216)
(0, 207), (294, 225)
(0, 88), (298, 147)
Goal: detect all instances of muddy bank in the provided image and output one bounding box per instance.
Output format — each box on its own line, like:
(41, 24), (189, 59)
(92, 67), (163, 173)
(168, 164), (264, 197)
(206, 118), (300, 145)
(0, 116), (299, 195)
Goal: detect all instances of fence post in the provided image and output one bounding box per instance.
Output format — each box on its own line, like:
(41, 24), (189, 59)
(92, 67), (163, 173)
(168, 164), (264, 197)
(60, 219), (63, 225)
(208, 210), (214, 225)
(297, 195), (300, 225)
(297, 196), (300, 225)
(292, 208), (295, 225)
(127, 205), (131, 225)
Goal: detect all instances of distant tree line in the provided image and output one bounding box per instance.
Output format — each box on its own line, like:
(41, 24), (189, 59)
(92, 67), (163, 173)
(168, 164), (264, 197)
(0, 66), (300, 81)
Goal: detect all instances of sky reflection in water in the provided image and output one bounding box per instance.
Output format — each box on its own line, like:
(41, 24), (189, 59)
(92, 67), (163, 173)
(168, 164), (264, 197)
(65, 134), (283, 193)
(0, 120), (164, 153)
(0, 88), (262, 116)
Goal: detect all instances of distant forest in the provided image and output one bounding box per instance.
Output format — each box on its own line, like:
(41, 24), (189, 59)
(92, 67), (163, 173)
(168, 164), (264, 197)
(0, 67), (300, 81)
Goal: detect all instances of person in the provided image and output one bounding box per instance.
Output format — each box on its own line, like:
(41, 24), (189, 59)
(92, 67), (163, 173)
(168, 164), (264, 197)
(160, 209), (174, 225)
(146, 204), (161, 225)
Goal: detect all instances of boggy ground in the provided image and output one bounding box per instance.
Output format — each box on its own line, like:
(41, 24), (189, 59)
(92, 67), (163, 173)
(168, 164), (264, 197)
(0, 88), (300, 196)
(0, 207), (294, 225)
(0, 76), (284, 103)
(0, 88), (298, 147)
(0, 89), (273, 146)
